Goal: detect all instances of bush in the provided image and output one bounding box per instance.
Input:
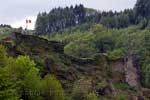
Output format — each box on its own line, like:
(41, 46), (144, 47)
(141, 63), (150, 88)
(41, 74), (65, 100)
(64, 41), (98, 58)
(0, 45), (7, 67)
(114, 95), (126, 100)
(71, 78), (92, 100)
(107, 48), (125, 60)
(71, 82), (88, 100)
(96, 80), (107, 90)
(86, 92), (99, 100)
(114, 83), (134, 91)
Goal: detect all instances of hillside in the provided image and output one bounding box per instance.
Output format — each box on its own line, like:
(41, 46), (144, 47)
(2, 0), (150, 100)
(2, 25), (149, 100)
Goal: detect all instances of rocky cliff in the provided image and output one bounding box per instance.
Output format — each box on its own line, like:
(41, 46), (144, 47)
(110, 55), (140, 87)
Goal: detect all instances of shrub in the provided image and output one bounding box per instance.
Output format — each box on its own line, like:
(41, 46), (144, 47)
(113, 83), (133, 91)
(96, 80), (107, 90)
(71, 78), (92, 100)
(141, 62), (150, 88)
(71, 82), (88, 100)
(87, 92), (99, 100)
(114, 95), (126, 100)
(107, 48), (125, 60)
(0, 45), (7, 67)
(41, 74), (65, 100)
(64, 41), (98, 58)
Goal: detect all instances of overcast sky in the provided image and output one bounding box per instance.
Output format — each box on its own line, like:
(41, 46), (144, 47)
(0, 0), (136, 29)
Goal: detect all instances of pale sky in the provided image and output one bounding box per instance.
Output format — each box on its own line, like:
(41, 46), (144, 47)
(0, 0), (137, 30)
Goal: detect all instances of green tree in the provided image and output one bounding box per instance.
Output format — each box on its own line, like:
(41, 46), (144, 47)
(134, 0), (150, 17)
(144, 64), (150, 87)
(107, 48), (125, 60)
(0, 68), (19, 100)
(41, 74), (65, 100)
(0, 45), (19, 100)
(0, 45), (7, 67)
(7, 56), (42, 100)
(86, 92), (99, 100)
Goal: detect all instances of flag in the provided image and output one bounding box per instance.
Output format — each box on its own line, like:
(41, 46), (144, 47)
(29, 20), (31, 23)
(26, 19), (32, 23)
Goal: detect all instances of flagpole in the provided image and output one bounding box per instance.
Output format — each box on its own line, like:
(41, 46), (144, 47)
(25, 19), (28, 34)
(26, 19), (28, 30)
(25, 19), (31, 35)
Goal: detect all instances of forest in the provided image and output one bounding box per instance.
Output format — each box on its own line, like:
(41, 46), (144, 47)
(35, 0), (150, 36)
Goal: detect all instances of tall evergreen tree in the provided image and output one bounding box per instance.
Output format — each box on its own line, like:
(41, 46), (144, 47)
(134, 0), (150, 17)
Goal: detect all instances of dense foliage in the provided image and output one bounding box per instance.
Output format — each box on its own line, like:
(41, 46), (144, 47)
(50, 23), (150, 89)
(35, 0), (150, 36)
(0, 45), (65, 100)
(35, 4), (86, 35)
(134, 0), (150, 17)
(35, 5), (137, 35)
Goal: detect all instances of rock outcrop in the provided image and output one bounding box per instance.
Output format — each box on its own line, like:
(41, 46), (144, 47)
(111, 55), (140, 87)
(12, 32), (64, 53)
(125, 55), (140, 87)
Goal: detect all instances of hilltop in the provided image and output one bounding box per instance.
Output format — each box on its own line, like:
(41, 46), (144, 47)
(34, 0), (150, 36)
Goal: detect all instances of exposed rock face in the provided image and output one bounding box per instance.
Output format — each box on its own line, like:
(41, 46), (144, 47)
(125, 55), (140, 87)
(111, 55), (140, 87)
